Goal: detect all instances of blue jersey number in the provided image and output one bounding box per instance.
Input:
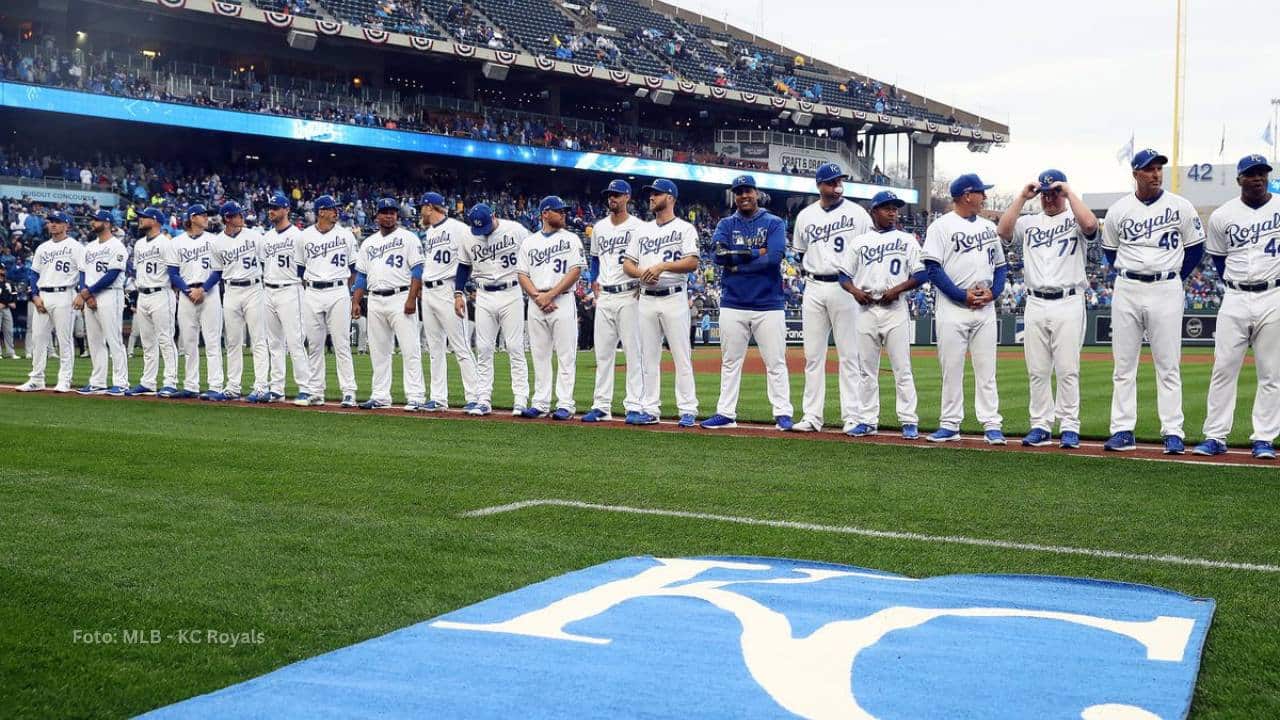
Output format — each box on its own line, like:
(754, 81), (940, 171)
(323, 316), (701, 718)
(1157, 231), (1181, 250)
(242, 256), (258, 270)
(889, 258), (902, 275)
(987, 248), (997, 266)
(832, 236), (845, 253)
(552, 258), (567, 273)
(144, 262), (159, 275)
(54, 260), (72, 273)
(499, 253), (517, 269)
(1265, 238), (1279, 257)
(385, 254), (404, 268)
(331, 254), (347, 267)
(1057, 237), (1078, 256)
(200, 257), (211, 270)
(433, 250), (452, 265)
(277, 255), (290, 268)
(96, 261), (109, 273)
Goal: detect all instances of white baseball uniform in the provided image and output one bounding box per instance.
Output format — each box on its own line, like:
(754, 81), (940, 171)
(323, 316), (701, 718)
(81, 234), (130, 389)
(300, 223), (359, 400)
(130, 232), (179, 390)
(1102, 190), (1205, 437)
(356, 227), (426, 405)
(518, 228), (586, 413)
(922, 211), (1006, 432)
(27, 237), (84, 387)
(1015, 210), (1094, 434)
(172, 230), (223, 393)
(211, 227), (269, 396)
(1202, 195), (1280, 443)
(843, 228), (924, 427)
(260, 222), (313, 397)
(457, 218), (530, 409)
(624, 217), (699, 418)
(792, 198), (871, 429)
(589, 215), (645, 416)
(420, 217), (479, 406)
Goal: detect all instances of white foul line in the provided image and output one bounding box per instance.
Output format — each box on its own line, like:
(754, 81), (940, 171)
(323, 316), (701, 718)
(460, 498), (1280, 573)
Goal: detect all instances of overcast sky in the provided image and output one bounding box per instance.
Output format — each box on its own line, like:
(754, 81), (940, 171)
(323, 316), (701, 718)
(666, 0), (1280, 194)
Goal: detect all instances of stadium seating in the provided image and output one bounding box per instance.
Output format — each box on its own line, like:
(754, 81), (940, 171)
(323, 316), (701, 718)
(471, 0), (576, 58)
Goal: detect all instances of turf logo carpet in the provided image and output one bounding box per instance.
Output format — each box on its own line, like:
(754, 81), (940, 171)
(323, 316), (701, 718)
(139, 556), (1214, 719)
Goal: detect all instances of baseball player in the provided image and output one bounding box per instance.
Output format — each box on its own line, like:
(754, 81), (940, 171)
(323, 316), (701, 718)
(16, 211), (83, 393)
(622, 178), (700, 425)
(351, 198), (426, 410)
(211, 201), (270, 402)
(74, 209), (130, 395)
(582, 179), (645, 423)
(701, 175), (792, 430)
(516, 195), (586, 419)
(790, 163), (870, 433)
(1193, 154), (1279, 460)
(169, 204), (226, 401)
(260, 193), (315, 405)
(300, 194), (359, 407)
(1101, 149), (1205, 453)
(840, 191), (926, 438)
(124, 207), (180, 397)
(996, 170), (1099, 449)
(418, 192), (480, 411)
(923, 174), (1008, 444)
(453, 203), (531, 416)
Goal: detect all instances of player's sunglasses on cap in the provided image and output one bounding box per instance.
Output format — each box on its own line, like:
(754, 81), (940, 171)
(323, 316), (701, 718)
(643, 179), (679, 198)
(1237, 154), (1272, 175)
(1130, 149), (1168, 171)
(949, 173), (994, 198)
(602, 179), (631, 196)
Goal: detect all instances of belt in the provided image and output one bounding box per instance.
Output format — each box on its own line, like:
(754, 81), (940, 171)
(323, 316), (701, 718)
(423, 278), (449, 289)
(642, 285), (684, 297)
(370, 286), (410, 297)
(1226, 278), (1280, 292)
(226, 278), (260, 288)
(1120, 270), (1177, 283)
(601, 281), (638, 294)
(1030, 287), (1078, 300)
(265, 281), (299, 289)
(481, 280), (518, 292)
(138, 286), (168, 295)
(307, 280), (344, 290)
(38, 286), (73, 292)
(804, 272), (840, 282)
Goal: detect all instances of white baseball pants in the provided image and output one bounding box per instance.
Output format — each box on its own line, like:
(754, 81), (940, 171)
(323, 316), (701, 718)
(177, 287), (223, 393)
(935, 299), (1001, 432)
(527, 294), (578, 413)
(134, 289), (177, 389)
(800, 280), (860, 429)
(1109, 277), (1184, 437)
(591, 289), (643, 414)
(421, 284), (479, 406)
(26, 288), (75, 387)
(474, 286), (529, 408)
(715, 307), (792, 419)
(1023, 293), (1085, 433)
(854, 300), (918, 426)
(223, 283), (269, 395)
(367, 291), (425, 405)
(637, 291), (697, 417)
(1203, 286), (1280, 443)
(264, 284), (313, 396)
(304, 287), (357, 399)
(85, 287), (128, 388)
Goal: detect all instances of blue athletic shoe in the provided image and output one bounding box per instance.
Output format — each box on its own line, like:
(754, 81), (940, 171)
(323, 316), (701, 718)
(105, 386), (126, 397)
(774, 415), (794, 431)
(901, 424), (919, 440)
(927, 428), (961, 443)
(700, 414), (737, 429)
(157, 386), (179, 398)
(267, 392), (286, 403)
(359, 399), (391, 410)
(551, 408), (573, 421)
(1021, 427), (1052, 447)
(291, 392), (314, 407)
(424, 400), (447, 412)
(521, 407), (547, 419)
(634, 412), (659, 425)
(581, 409), (610, 423)
(222, 391), (242, 402)
(1193, 438), (1227, 456)
(846, 423), (877, 438)
(76, 385), (107, 395)
(984, 429), (1007, 445)
(678, 413), (697, 428)
(200, 391), (227, 402)
(624, 411), (643, 425)
(1163, 435), (1185, 455)
(340, 394), (357, 408)
(124, 385), (155, 397)
(1253, 441), (1276, 460)
(1060, 431), (1081, 449)
(468, 403), (492, 416)
(462, 402), (479, 413)
(1103, 431), (1136, 452)
(245, 391), (266, 403)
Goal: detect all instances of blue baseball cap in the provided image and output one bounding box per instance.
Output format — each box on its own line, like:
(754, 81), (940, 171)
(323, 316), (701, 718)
(376, 197), (399, 213)
(1131, 149), (1168, 170)
(220, 201), (243, 217)
(185, 203), (208, 218)
(731, 174), (757, 192)
(603, 179), (632, 196)
(47, 211), (71, 224)
(870, 190), (906, 209)
(92, 209), (114, 222)
(1237, 154), (1272, 175)
(313, 195), (337, 210)
(1037, 169), (1067, 192)
(467, 203), (495, 235)
(643, 178), (679, 198)
(949, 173), (994, 198)
(140, 207), (166, 223)
(814, 162), (847, 184)
(420, 192), (447, 208)
(267, 193), (290, 208)
(539, 195), (569, 213)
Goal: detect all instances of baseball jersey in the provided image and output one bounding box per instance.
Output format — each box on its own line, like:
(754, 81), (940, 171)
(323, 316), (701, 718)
(590, 214), (645, 287)
(792, 198), (872, 275)
(1102, 190), (1205, 274)
(1206, 195), (1280, 283)
(210, 228), (265, 282)
(1014, 210), (1094, 291)
(456, 218), (529, 286)
(356, 227), (423, 291)
(624, 217), (699, 290)
(172, 231), (216, 286)
(518, 229), (586, 291)
(82, 236), (129, 291)
(299, 223), (359, 283)
(261, 223), (305, 286)
(421, 217), (469, 283)
(132, 233), (179, 290)
(922, 212), (1007, 289)
(32, 238), (85, 288)
(843, 228), (925, 295)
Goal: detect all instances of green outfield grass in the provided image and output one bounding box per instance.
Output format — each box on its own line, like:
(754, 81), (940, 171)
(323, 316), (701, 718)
(0, 395), (1277, 718)
(0, 344), (1259, 444)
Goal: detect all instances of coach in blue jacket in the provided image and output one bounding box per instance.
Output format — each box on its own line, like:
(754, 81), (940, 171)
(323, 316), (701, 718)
(700, 175), (794, 430)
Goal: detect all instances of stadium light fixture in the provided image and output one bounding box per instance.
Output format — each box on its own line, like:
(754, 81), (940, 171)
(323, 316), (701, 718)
(141, 50), (158, 58)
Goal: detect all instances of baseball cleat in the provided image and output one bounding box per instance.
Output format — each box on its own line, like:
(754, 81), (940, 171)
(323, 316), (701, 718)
(677, 413), (697, 427)
(511, 406), (528, 417)
(927, 428), (961, 443)
(846, 423), (877, 438)
(245, 391), (266, 403)
(173, 389), (197, 399)
(623, 411), (641, 424)
(124, 385), (156, 397)
(462, 402), (478, 413)
(359, 399), (391, 410)
(774, 415), (794, 431)
(54, 383), (73, 393)
(292, 392), (314, 406)
(156, 386), (179, 398)
(468, 403), (492, 416)
(15, 381), (45, 392)
(200, 391), (228, 402)
(423, 401), (447, 412)
(106, 386), (126, 397)
(77, 385), (108, 395)
(1021, 428), (1053, 447)
(521, 407), (547, 419)
(266, 392), (286, 403)
(340, 394), (357, 408)
(1163, 435), (1185, 455)
(699, 414), (737, 429)
(581, 409), (611, 423)
(551, 408), (573, 421)
(222, 391), (242, 402)
(790, 419), (820, 433)
(634, 412), (660, 425)
(984, 430), (1007, 445)
(1252, 441), (1276, 460)
(1059, 431), (1081, 449)
(901, 424), (920, 440)
(403, 401), (427, 412)
(1192, 439), (1227, 456)
(1103, 431), (1136, 452)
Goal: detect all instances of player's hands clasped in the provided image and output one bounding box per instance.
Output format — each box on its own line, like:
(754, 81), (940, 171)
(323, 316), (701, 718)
(187, 287), (205, 304)
(535, 292), (557, 313)
(849, 286), (874, 306)
(640, 265), (663, 285)
(966, 286), (992, 309)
